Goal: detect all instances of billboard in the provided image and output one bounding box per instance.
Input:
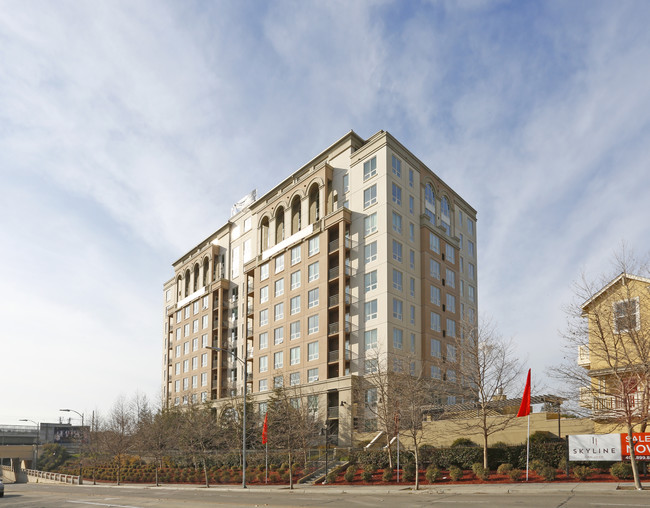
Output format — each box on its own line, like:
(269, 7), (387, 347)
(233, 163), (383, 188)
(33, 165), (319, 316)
(621, 433), (650, 460)
(568, 434), (622, 461)
(53, 426), (84, 444)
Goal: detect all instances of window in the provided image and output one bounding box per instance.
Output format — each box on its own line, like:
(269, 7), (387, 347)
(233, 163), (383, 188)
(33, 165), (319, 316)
(191, 337), (198, 351)
(446, 294), (456, 313)
(259, 332), (268, 349)
(430, 233), (440, 253)
(184, 324), (190, 337)
(392, 240), (402, 262)
(410, 333), (416, 352)
(364, 329), (377, 350)
(410, 277), (415, 297)
(183, 377), (189, 390)
(202, 315), (209, 329)
(275, 255), (284, 273)
(259, 309), (268, 327)
(364, 213), (378, 236)
(175, 363), (180, 375)
(431, 365), (441, 379)
(614, 298), (640, 332)
(193, 301), (199, 314)
(431, 338), (441, 358)
(468, 263), (475, 281)
(192, 319), (199, 333)
(365, 241), (377, 263)
(201, 372), (208, 385)
(467, 218), (474, 235)
(424, 183), (435, 221)
(308, 314), (319, 334)
(392, 269), (403, 291)
(231, 246), (240, 278)
(365, 359), (378, 374)
(365, 300), (378, 321)
(409, 223), (415, 242)
(259, 356), (268, 373)
(430, 259), (441, 279)
(447, 344), (457, 362)
(459, 234), (464, 250)
(192, 374), (197, 388)
(274, 351), (284, 369)
(409, 168), (414, 187)
(392, 211), (402, 234)
(290, 295), (301, 315)
(392, 155), (401, 177)
(363, 157), (377, 180)
(308, 288), (319, 308)
(446, 319), (456, 338)
(364, 185), (377, 208)
(290, 346), (300, 365)
(307, 368), (319, 383)
(308, 394), (318, 414)
(445, 244), (455, 264)
(431, 312), (441, 332)
(175, 345), (181, 358)
(290, 372), (300, 386)
(409, 195), (414, 214)
(468, 285), (476, 303)
(468, 307), (476, 324)
(274, 302), (284, 321)
(260, 263), (269, 281)
(365, 270), (378, 291)
(274, 376), (283, 388)
(410, 305), (415, 324)
(459, 256), (464, 274)
(343, 173), (349, 193)
(290, 270), (301, 290)
(447, 370), (457, 383)
(468, 240), (475, 258)
(259, 379), (268, 392)
(274, 327), (284, 345)
(177, 310), (182, 323)
(274, 278), (284, 297)
(445, 269), (455, 288)
(393, 298), (403, 320)
(308, 261), (319, 282)
(184, 342), (189, 354)
(290, 320), (301, 340)
(392, 183), (402, 205)
(184, 306), (190, 319)
(291, 245), (301, 265)
(308, 341), (319, 360)
(201, 334), (208, 347)
(308, 235), (320, 256)
(431, 285), (441, 306)
(393, 328), (403, 349)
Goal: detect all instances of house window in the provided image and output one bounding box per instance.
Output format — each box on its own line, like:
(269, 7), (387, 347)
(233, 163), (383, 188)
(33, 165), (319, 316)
(308, 261), (319, 282)
(308, 341), (319, 360)
(308, 314), (319, 334)
(365, 241), (377, 263)
(364, 213), (378, 236)
(290, 372), (300, 386)
(290, 295), (300, 315)
(291, 245), (301, 265)
(365, 359), (378, 374)
(308, 288), (319, 308)
(260, 263), (269, 280)
(468, 263), (475, 281)
(409, 169), (414, 187)
(308, 235), (320, 256)
(410, 277), (415, 297)
(431, 285), (441, 306)
(193, 319), (199, 333)
(274, 376), (283, 388)
(446, 244), (455, 264)
(364, 185), (377, 208)
(430, 259), (441, 279)
(392, 240), (402, 262)
(365, 300), (378, 321)
(393, 298), (403, 320)
(392, 269), (403, 291)
(275, 278), (284, 297)
(259, 379), (268, 392)
(392, 155), (401, 177)
(290, 270), (301, 290)
(446, 319), (456, 338)
(290, 346), (300, 365)
(447, 344), (457, 362)
(446, 294), (456, 313)
(363, 157), (377, 180)
(431, 338), (441, 358)
(193, 301), (199, 314)
(275, 255), (284, 273)
(410, 305), (415, 324)
(290, 320), (301, 340)
(409, 223), (415, 242)
(259, 356), (268, 373)
(446, 269), (455, 288)
(308, 368), (319, 383)
(447, 370), (457, 383)
(431, 312), (441, 332)
(365, 270), (378, 292)
(392, 183), (402, 206)
(392, 211), (402, 234)
(274, 327), (284, 345)
(430, 233), (440, 253)
(202, 315), (209, 329)
(468, 240), (475, 258)
(259, 309), (268, 327)
(467, 218), (474, 236)
(364, 329), (377, 350)
(274, 302), (284, 321)
(201, 372), (208, 385)
(343, 173), (349, 193)
(393, 328), (403, 349)
(614, 298), (640, 333)
(192, 338), (198, 351)
(274, 351), (284, 369)
(468, 285), (476, 303)
(431, 365), (441, 379)
(259, 332), (268, 349)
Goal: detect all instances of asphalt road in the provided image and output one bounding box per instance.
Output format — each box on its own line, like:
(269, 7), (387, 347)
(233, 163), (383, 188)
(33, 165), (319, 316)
(2, 483), (650, 508)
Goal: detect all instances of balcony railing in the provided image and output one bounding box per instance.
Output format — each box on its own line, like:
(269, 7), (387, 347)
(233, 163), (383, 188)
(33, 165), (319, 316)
(328, 265), (352, 280)
(328, 237), (353, 254)
(328, 293), (353, 308)
(328, 350), (351, 363)
(327, 406), (339, 418)
(328, 321), (352, 335)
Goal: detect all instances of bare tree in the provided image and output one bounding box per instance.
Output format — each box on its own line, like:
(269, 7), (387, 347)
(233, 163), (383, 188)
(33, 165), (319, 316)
(101, 396), (135, 485)
(177, 401), (219, 487)
(551, 248), (650, 490)
(133, 398), (177, 486)
(452, 318), (523, 469)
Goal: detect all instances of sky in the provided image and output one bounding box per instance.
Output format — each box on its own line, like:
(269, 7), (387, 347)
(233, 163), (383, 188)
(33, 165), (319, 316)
(2, 0), (650, 426)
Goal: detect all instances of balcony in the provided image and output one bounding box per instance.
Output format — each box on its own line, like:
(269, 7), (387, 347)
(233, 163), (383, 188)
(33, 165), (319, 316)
(328, 350), (351, 363)
(328, 321), (352, 336)
(328, 293), (353, 308)
(577, 345), (590, 368)
(579, 387), (592, 408)
(327, 406), (339, 419)
(328, 237), (352, 254)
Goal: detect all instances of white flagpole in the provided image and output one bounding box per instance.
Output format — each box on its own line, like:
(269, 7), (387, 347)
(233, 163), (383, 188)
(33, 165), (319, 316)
(265, 441), (268, 484)
(526, 413), (530, 481)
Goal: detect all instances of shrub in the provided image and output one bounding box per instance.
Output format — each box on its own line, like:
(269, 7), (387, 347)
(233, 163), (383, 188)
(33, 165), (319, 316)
(451, 438), (478, 447)
(557, 457), (568, 471)
(361, 470), (373, 483)
(492, 441), (509, 449)
(472, 463), (490, 481)
(530, 431), (562, 444)
(572, 465), (592, 481)
(497, 463), (513, 475)
(344, 466), (356, 482)
(610, 462), (633, 480)
(471, 463), (483, 476)
(363, 463), (377, 475)
(326, 470), (337, 484)
(403, 466), (415, 482)
(382, 468), (394, 482)
(508, 469), (523, 481)
(539, 465), (556, 482)
(449, 466), (463, 481)
(529, 459), (546, 473)
(426, 466), (441, 483)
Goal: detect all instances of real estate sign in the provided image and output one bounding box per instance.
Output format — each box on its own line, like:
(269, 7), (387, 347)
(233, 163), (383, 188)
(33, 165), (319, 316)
(621, 433), (650, 460)
(569, 433), (650, 461)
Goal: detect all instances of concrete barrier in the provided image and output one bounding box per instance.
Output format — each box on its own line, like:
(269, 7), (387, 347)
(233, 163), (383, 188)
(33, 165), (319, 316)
(23, 469), (80, 485)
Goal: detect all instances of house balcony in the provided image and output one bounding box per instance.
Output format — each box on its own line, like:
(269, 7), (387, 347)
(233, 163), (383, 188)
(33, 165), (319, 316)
(577, 345), (590, 368)
(579, 387), (592, 408)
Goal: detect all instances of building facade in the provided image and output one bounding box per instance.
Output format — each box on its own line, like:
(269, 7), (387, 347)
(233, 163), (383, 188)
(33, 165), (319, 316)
(162, 130), (478, 445)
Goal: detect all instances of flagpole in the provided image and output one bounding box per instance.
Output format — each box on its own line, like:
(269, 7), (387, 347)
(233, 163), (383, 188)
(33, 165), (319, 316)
(526, 413), (530, 481)
(265, 440), (268, 484)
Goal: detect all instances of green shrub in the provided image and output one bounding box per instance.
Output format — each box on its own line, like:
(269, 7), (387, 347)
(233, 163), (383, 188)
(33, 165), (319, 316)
(557, 457), (568, 471)
(492, 441), (509, 449)
(529, 431), (562, 444)
(403, 463), (416, 482)
(426, 465), (441, 483)
(472, 463), (490, 480)
(529, 459), (546, 473)
(382, 468), (394, 482)
(361, 470), (373, 483)
(449, 465), (463, 481)
(508, 468), (523, 481)
(496, 463), (513, 475)
(610, 462), (633, 480)
(363, 463), (377, 474)
(572, 465), (592, 481)
(471, 463), (483, 475)
(539, 465), (556, 482)
(344, 466), (356, 482)
(451, 438), (478, 447)
(326, 470), (337, 484)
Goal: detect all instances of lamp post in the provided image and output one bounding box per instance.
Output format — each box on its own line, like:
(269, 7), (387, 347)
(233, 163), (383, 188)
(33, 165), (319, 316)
(321, 423), (329, 482)
(19, 419), (40, 467)
(205, 345), (248, 488)
(60, 408), (84, 485)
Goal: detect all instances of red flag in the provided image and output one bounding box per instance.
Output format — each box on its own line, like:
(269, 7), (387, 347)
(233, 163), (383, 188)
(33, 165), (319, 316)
(516, 369), (531, 417)
(262, 413), (268, 444)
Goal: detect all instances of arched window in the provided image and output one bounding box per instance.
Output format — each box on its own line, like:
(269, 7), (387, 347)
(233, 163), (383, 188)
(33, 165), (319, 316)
(291, 196), (301, 235)
(424, 183), (435, 223)
(184, 269), (190, 297)
(177, 275), (183, 299)
(275, 206), (285, 244)
(193, 264), (199, 292)
(260, 217), (270, 253)
(308, 184), (320, 224)
(203, 257), (210, 286)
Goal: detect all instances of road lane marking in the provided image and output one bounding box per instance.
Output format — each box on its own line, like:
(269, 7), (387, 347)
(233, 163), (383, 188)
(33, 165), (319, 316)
(68, 501), (143, 508)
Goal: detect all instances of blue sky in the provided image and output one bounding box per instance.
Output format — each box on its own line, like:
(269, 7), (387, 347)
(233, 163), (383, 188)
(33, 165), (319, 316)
(2, 0), (649, 424)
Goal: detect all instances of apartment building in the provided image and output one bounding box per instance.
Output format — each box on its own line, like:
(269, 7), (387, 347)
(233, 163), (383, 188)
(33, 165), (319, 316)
(578, 273), (650, 432)
(162, 130), (478, 445)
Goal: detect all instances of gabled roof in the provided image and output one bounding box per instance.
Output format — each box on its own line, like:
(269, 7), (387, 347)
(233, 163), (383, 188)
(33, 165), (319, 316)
(581, 272), (650, 311)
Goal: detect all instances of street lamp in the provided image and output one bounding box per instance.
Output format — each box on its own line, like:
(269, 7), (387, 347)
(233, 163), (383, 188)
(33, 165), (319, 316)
(19, 419), (40, 467)
(60, 408), (84, 485)
(205, 345), (248, 488)
(321, 424), (329, 482)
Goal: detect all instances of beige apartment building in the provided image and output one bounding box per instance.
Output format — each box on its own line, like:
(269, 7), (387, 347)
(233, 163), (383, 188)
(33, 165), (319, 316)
(162, 130), (478, 445)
